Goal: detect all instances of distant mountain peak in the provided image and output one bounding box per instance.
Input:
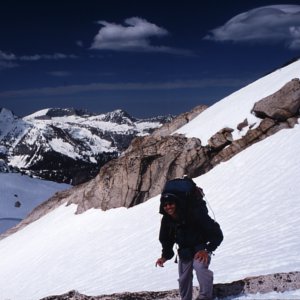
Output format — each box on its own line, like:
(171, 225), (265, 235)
(45, 108), (95, 118)
(0, 108), (17, 119)
(100, 109), (136, 125)
(25, 108), (95, 120)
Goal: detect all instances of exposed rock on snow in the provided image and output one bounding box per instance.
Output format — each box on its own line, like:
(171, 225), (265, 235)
(252, 78), (300, 121)
(40, 272), (300, 300)
(213, 271), (300, 298)
(208, 127), (234, 150)
(237, 118), (248, 131)
(205, 78), (300, 165)
(210, 115), (298, 166)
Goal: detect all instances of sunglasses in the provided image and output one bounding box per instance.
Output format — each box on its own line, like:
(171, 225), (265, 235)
(163, 201), (175, 207)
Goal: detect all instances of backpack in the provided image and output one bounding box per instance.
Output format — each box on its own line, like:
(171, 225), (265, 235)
(160, 176), (208, 219)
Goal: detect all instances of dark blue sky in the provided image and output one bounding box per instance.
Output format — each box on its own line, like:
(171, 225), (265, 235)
(0, 0), (300, 118)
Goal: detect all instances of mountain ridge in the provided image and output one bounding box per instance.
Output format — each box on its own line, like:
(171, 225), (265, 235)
(0, 107), (174, 185)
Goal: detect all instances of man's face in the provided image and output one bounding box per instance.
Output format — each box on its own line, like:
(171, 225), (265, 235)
(163, 201), (176, 217)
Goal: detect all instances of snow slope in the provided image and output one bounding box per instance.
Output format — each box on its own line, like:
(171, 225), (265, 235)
(0, 173), (70, 234)
(0, 60), (300, 299)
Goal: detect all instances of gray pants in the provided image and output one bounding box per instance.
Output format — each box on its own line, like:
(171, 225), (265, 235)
(178, 258), (213, 300)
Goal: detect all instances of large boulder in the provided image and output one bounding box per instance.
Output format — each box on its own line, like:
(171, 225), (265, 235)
(252, 78), (300, 121)
(208, 127), (234, 150)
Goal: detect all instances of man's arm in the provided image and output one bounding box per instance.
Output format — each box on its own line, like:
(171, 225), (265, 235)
(158, 217), (175, 261)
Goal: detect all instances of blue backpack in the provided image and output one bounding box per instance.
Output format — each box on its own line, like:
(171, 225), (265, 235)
(160, 177), (208, 218)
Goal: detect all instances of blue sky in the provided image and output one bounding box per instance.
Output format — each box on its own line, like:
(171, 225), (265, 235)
(0, 0), (300, 118)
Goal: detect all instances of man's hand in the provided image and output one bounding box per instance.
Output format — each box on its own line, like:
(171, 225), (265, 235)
(155, 257), (167, 267)
(194, 250), (209, 265)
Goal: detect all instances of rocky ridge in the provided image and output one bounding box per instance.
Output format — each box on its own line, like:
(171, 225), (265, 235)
(152, 105), (207, 137)
(208, 78), (300, 165)
(0, 108), (173, 185)
(41, 272), (300, 299)
(1, 78), (299, 240)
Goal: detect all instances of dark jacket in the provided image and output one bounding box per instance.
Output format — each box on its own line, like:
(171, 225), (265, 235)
(159, 202), (223, 260)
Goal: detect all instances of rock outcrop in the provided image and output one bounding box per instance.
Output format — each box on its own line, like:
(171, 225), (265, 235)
(211, 78), (300, 165)
(71, 135), (209, 212)
(210, 116), (298, 166)
(252, 78), (300, 121)
(208, 127), (234, 150)
(41, 271), (300, 300)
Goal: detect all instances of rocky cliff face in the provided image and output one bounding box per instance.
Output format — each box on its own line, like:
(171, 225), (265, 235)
(0, 108), (173, 185)
(69, 134), (210, 213)
(1, 78), (300, 240)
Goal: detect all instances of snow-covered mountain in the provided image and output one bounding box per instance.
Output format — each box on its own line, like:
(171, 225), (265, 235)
(0, 60), (299, 300)
(0, 108), (172, 184)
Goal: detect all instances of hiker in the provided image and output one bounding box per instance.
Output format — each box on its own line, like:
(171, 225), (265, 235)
(155, 179), (223, 300)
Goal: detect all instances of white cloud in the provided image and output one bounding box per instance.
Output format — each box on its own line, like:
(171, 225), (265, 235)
(204, 5), (300, 49)
(0, 50), (77, 62)
(19, 53), (77, 61)
(0, 51), (18, 70)
(0, 50), (77, 71)
(0, 50), (17, 61)
(90, 17), (192, 55)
